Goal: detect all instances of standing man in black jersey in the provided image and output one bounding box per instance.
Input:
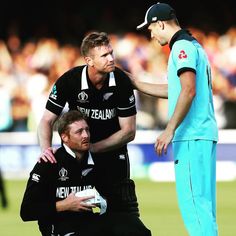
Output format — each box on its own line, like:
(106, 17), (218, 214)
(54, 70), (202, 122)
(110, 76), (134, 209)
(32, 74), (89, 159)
(21, 110), (107, 236)
(38, 32), (151, 235)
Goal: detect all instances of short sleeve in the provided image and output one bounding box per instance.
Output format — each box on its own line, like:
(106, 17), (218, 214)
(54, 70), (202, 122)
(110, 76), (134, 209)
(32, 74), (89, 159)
(115, 69), (137, 117)
(172, 40), (198, 76)
(46, 72), (70, 115)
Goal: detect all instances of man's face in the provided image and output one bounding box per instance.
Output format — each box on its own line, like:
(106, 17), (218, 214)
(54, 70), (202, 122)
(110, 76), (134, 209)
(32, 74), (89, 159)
(63, 120), (90, 152)
(148, 22), (168, 46)
(88, 44), (115, 73)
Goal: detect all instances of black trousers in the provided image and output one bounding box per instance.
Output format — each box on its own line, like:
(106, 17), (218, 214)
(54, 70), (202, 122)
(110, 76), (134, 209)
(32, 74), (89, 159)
(40, 212), (152, 236)
(100, 212), (152, 236)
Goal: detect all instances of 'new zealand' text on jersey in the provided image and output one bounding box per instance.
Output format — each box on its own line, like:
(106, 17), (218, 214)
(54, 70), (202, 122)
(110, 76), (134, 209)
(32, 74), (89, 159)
(46, 66), (137, 145)
(168, 29), (218, 142)
(20, 146), (96, 234)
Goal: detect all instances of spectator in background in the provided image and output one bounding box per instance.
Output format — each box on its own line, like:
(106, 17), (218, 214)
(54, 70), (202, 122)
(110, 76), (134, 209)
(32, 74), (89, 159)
(212, 27), (236, 128)
(10, 86), (31, 131)
(0, 82), (13, 132)
(1, 27), (236, 130)
(0, 40), (15, 132)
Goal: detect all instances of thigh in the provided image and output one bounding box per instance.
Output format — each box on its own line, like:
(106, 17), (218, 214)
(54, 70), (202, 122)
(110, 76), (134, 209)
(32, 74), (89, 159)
(78, 215), (109, 236)
(104, 212), (151, 236)
(173, 140), (216, 204)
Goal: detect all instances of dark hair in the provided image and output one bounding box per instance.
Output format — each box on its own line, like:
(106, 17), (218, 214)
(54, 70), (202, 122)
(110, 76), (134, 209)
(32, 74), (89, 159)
(80, 31), (110, 56)
(57, 110), (86, 136)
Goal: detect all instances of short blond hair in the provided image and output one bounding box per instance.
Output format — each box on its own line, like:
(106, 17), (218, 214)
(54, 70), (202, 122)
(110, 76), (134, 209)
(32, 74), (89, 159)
(80, 31), (110, 56)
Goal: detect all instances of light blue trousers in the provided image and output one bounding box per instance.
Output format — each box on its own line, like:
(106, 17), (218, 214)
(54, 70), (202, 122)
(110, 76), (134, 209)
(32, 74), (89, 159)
(173, 140), (218, 236)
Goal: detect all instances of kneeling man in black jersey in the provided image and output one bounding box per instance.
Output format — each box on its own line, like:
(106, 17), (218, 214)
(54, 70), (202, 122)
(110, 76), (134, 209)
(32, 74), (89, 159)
(20, 110), (107, 236)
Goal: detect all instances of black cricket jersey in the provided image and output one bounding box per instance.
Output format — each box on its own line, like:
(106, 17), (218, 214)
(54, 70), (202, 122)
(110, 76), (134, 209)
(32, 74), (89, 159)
(46, 65), (136, 145)
(20, 146), (98, 235)
(46, 65), (138, 212)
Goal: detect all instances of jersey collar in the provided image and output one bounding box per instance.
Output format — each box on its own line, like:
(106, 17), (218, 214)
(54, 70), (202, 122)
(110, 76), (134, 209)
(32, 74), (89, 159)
(63, 143), (76, 158)
(81, 66), (116, 90)
(169, 29), (193, 50)
(109, 71), (116, 87)
(63, 143), (94, 165)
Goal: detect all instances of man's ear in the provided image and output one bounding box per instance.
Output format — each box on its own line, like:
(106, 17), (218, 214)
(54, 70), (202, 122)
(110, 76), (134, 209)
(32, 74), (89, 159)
(84, 56), (94, 67)
(157, 21), (164, 30)
(61, 133), (68, 143)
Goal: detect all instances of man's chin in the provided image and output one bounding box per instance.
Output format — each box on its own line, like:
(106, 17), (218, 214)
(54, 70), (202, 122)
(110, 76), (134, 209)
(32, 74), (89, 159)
(82, 144), (90, 150)
(107, 65), (115, 71)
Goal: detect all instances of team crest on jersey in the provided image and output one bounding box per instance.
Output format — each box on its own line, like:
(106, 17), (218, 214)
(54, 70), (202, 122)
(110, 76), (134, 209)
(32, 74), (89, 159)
(178, 50), (188, 59)
(78, 91), (89, 103)
(82, 168), (93, 177)
(58, 167), (69, 181)
(103, 92), (113, 101)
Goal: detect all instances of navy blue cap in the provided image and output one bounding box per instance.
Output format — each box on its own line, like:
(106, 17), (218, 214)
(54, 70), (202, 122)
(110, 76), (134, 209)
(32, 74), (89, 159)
(137, 2), (176, 30)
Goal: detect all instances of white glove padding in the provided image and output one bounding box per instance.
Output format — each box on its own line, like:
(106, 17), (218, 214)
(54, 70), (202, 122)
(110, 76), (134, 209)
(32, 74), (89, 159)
(75, 188), (107, 215)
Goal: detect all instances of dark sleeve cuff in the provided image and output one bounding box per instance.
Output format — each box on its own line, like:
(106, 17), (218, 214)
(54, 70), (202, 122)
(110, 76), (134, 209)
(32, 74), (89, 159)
(117, 106), (137, 117)
(46, 102), (63, 116)
(177, 67), (196, 77)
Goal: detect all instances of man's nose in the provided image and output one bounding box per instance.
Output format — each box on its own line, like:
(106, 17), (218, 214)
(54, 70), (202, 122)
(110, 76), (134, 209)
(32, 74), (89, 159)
(107, 54), (114, 61)
(82, 130), (89, 138)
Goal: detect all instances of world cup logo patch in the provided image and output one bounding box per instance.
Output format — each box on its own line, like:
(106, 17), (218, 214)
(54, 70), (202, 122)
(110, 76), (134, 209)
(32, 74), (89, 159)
(58, 167), (69, 181)
(78, 91), (89, 103)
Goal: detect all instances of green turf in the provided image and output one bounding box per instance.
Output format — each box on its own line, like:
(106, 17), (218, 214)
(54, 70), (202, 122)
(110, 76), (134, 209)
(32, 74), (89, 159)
(0, 179), (235, 236)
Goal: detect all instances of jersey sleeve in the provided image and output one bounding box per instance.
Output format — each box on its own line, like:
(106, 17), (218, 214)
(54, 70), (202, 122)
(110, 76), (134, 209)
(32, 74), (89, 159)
(115, 69), (137, 117)
(20, 162), (57, 222)
(45, 71), (70, 115)
(172, 40), (198, 76)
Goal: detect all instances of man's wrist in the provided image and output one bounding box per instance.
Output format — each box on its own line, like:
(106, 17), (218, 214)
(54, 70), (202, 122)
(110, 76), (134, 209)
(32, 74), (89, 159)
(56, 200), (67, 212)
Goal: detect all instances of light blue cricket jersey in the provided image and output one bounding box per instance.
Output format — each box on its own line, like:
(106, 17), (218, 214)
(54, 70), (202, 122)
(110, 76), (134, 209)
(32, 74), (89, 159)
(167, 30), (218, 141)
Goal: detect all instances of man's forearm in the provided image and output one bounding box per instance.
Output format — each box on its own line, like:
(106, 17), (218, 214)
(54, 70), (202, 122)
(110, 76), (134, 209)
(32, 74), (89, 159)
(135, 81), (168, 98)
(167, 88), (195, 133)
(91, 128), (135, 153)
(90, 115), (136, 153)
(37, 120), (53, 151)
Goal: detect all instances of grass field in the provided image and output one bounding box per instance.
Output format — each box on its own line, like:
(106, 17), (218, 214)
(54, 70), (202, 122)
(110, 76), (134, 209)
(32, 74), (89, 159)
(0, 179), (236, 236)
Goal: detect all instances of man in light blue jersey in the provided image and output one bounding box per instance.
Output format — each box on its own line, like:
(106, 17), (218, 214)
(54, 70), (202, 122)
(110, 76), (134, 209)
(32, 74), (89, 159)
(133, 2), (218, 236)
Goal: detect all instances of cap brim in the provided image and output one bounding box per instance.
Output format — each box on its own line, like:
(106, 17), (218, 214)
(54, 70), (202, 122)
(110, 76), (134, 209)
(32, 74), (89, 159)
(136, 4), (154, 31)
(136, 21), (149, 30)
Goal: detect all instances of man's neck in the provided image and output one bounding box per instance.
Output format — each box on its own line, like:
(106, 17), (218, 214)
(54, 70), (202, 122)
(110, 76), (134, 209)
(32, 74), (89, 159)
(63, 143), (84, 161)
(74, 151), (84, 161)
(87, 66), (107, 89)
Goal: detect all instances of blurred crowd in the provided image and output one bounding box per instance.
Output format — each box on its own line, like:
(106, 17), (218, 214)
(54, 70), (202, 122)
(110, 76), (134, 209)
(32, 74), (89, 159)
(1, 27), (236, 132)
